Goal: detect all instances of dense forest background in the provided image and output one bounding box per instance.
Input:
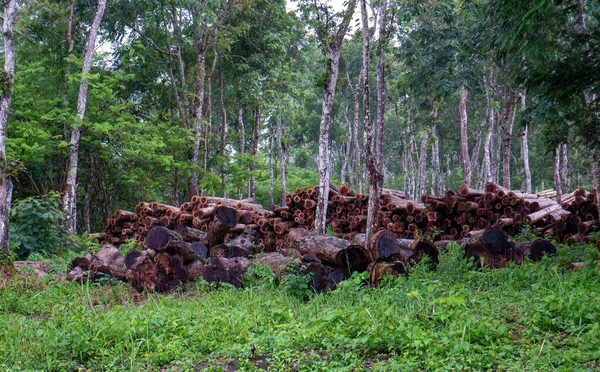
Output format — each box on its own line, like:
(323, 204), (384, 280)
(0, 0), (598, 254)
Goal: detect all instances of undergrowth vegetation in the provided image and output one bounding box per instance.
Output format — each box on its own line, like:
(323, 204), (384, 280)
(1, 241), (600, 371)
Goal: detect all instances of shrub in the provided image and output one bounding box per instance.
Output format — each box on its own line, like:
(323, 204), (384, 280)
(9, 192), (79, 259)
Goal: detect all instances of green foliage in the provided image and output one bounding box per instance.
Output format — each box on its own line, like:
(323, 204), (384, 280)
(243, 263), (277, 288)
(1, 242), (600, 370)
(9, 192), (79, 259)
(280, 261), (312, 299)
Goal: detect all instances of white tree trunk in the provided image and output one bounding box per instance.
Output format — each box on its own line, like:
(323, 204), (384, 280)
(459, 87), (472, 187)
(521, 124), (532, 192)
(431, 124), (443, 196)
(554, 146), (562, 205)
(314, 0), (357, 234)
(276, 117), (287, 205)
(0, 0), (16, 254)
(560, 143), (568, 194)
(269, 135), (274, 207)
(248, 107), (260, 199)
(238, 107), (245, 199)
(417, 128), (430, 197)
(62, 0), (106, 234)
(366, 0), (387, 243)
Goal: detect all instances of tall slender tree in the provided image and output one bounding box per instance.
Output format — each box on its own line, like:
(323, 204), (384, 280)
(300, 0), (357, 233)
(0, 0), (17, 254)
(62, 0), (107, 234)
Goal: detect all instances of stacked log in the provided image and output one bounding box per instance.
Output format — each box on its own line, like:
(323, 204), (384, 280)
(73, 181), (599, 292)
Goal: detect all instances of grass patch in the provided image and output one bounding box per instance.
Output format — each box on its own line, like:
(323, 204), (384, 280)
(1, 242), (600, 371)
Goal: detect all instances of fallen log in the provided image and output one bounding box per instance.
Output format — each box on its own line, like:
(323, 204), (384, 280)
(146, 226), (208, 263)
(394, 238), (439, 266)
(287, 228), (370, 273)
(207, 206), (239, 247)
(368, 261), (408, 287)
(351, 230), (398, 260)
(516, 239), (556, 261)
(202, 256), (251, 288)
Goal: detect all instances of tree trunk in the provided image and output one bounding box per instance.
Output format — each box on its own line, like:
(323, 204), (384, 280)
(500, 89), (517, 189)
(203, 53), (218, 171)
(62, 0), (106, 234)
(171, 6), (190, 129)
(554, 145), (562, 205)
(593, 149), (600, 219)
(276, 117), (287, 205)
(0, 0), (16, 254)
(431, 124), (443, 196)
(248, 107), (260, 200)
(351, 71), (362, 192)
(366, 0), (387, 244)
(560, 143), (568, 194)
(189, 28), (209, 198)
(406, 106), (416, 200)
(269, 135), (275, 207)
(83, 155), (94, 234)
(459, 87), (472, 187)
(63, 0), (74, 105)
(238, 108), (245, 199)
(417, 127), (430, 197)
(521, 124), (532, 192)
(315, 0), (356, 234)
(219, 63), (227, 190)
(471, 116), (486, 189)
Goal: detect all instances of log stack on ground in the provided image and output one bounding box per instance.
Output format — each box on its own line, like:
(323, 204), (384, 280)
(69, 181), (598, 292)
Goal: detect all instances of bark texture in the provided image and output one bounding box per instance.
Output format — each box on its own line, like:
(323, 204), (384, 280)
(459, 87), (472, 187)
(62, 0), (106, 234)
(276, 117), (287, 205)
(521, 124), (532, 192)
(314, 0), (357, 234)
(0, 0), (16, 254)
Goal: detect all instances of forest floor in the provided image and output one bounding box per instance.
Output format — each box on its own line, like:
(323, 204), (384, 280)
(1, 241), (600, 371)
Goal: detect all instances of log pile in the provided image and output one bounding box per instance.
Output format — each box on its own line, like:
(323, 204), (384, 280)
(462, 227), (556, 268)
(67, 181), (599, 292)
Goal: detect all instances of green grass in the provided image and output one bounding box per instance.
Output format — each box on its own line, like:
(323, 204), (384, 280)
(1, 243), (600, 371)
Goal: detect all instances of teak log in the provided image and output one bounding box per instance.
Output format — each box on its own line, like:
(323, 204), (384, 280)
(368, 261), (408, 287)
(516, 239), (556, 261)
(206, 206), (239, 247)
(146, 226), (208, 262)
(287, 228), (370, 273)
(394, 238), (439, 266)
(351, 230), (398, 261)
(202, 257), (251, 288)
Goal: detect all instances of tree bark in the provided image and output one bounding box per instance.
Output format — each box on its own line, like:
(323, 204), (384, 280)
(366, 0), (387, 244)
(500, 88), (517, 189)
(314, 0), (357, 234)
(238, 107), (245, 199)
(484, 70), (496, 184)
(276, 117), (287, 205)
(0, 0), (16, 255)
(203, 53), (218, 171)
(521, 124), (532, 192)
(269, 135), (275, 207)
(62, 0), (106, 234)
(560, 143), (568, 194)
(459, 87), (472, 187)
(248, 107), (260, 199)
(360, 0), (375, 235)
(554, 145), (562, 205)
(348, 70), (363, 192)
(431, 124), (443, 196)
(417, 127), (430, 197)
